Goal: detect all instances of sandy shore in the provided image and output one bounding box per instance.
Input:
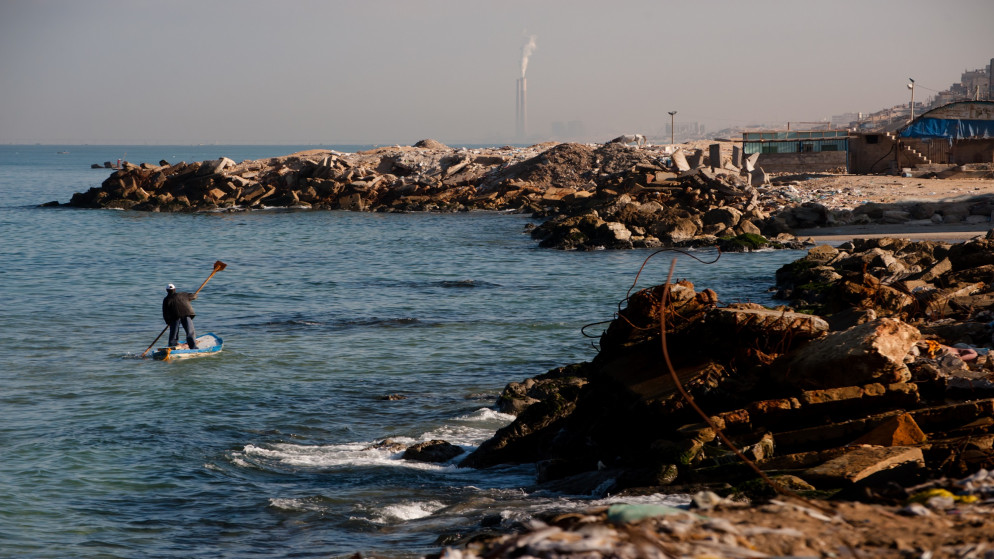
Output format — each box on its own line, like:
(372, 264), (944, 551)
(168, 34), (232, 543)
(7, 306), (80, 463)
(795, 223), (989, 243)
(785, 174), (994, 242)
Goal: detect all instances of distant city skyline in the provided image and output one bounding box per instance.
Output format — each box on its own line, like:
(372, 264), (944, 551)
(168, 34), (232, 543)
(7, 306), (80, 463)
(1, 0), (992, 145)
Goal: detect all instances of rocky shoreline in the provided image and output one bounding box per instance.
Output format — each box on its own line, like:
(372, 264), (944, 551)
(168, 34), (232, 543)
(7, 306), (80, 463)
(414, 232), (994, 557)
(56, 139), (992, 252)
(60, 139), (805, 251)
(54, 141), (994, 556)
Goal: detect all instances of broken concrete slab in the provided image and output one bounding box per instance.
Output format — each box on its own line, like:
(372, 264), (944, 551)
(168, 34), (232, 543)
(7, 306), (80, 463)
(778, 318), (919, 390)
(708, 307), (829, 338)
(687, 150), (704, 169)
(772, 411), (905, 451)
(851, 413), (927, 447)
(744, 153), (760, 173)
(909, 399), (994, 434)
(805, 445), (925, 485)
(709, 144), (721, 171)
(750, 167), (769, 187)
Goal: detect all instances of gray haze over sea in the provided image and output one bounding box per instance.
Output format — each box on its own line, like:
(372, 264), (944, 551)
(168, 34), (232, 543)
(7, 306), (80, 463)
(0, 145), (804, 558)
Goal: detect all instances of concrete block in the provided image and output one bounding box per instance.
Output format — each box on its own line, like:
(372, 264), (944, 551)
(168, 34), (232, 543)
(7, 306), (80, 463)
(687, 150), (704, 169)
(805, 445), (924, 484)
(654, 170), (678, 182)
(744, 153), (760, 172)
(709, 144), (721, 171)
(750, 167), (769, 187)
(851, 413), (927, 446)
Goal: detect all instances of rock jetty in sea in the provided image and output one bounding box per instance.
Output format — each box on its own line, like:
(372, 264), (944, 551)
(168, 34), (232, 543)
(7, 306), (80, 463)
(60, 140), (811, 251)
(458, 232), (994, 501)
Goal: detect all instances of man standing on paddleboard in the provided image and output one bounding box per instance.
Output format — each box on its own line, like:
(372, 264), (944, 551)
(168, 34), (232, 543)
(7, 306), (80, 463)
(163, 284), (198, 349)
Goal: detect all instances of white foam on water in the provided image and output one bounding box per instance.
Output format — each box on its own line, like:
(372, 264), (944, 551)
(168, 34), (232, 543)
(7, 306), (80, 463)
(369, 500), (446, 524)
(237, 440), (457, 471)
(269, 497), (325, 513)
(423, 407), (515, 447)
(232, 408), (516, 472)
(453, 407), (516, 425)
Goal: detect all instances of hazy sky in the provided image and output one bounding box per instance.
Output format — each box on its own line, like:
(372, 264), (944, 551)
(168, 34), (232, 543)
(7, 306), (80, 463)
(2, 0), (992, 145)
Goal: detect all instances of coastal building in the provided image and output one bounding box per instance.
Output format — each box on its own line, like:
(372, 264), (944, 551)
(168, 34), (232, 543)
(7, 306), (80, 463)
(740, 101), (994, 174)
(740, 129), (849, 172)
(848, 100), (994, 173)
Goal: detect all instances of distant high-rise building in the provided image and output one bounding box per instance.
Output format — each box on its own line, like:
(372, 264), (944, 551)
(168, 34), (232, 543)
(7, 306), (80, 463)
(989, 58), (993, 100)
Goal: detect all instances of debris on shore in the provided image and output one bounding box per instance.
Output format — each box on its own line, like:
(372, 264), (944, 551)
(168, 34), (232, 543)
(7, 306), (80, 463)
(425, 232), (994, 557)
(60, 140), (994, 250)
(459, 232), (994, 493)
(56, 141), (789, 251)
(433, 487), (994, 558)
(429, 484), (994, 559)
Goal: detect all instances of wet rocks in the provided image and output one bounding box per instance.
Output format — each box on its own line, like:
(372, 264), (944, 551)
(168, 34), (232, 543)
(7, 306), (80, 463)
(495, 364), (589, 416)
(59, 140), (812, 251)
(461, 234), (994, 503)
(402, 440), (464, 463)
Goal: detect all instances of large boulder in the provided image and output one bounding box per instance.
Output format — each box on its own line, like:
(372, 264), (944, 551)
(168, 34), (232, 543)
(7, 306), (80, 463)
(702, 206), (743, 228)
(777, 318), (919, 389)
(402, 440), (463, 463)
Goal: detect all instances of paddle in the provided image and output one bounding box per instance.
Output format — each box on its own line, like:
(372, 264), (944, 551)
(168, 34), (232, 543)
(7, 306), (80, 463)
(141, 260), (227, 357)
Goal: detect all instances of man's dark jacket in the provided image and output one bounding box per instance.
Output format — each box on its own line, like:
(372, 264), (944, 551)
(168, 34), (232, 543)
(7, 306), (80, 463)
(163, 291), (197, 324)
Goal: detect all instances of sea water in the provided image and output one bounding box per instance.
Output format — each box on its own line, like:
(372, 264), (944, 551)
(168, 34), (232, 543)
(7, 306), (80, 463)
(0, 145), (805, 558)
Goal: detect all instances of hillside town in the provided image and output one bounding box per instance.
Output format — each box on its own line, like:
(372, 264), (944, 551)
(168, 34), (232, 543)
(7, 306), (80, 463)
(670, 59), (994, 143)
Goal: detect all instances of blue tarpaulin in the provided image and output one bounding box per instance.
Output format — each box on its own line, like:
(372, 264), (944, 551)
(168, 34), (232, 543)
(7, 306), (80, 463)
(900, 118), (994, 140)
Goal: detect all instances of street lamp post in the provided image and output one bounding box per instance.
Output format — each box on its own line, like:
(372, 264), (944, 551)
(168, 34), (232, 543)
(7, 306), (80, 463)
(908, 78), (916, 122)
(668, 111), (677, 144)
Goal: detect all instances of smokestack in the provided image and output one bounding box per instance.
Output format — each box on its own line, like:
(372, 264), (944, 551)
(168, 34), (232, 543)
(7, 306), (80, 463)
(519, 78), (527, 138)
(516, 78), (522, 139)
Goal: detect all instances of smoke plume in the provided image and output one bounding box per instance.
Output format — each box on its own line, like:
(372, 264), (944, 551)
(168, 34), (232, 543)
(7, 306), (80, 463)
(520, 35), (537, 78)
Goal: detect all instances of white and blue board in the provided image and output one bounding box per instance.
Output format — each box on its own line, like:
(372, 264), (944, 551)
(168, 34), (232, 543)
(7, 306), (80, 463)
(151, 333), (223, 360)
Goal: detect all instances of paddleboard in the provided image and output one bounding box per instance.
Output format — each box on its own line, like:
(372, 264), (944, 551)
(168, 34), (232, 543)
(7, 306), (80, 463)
(151, 333), (223, 360)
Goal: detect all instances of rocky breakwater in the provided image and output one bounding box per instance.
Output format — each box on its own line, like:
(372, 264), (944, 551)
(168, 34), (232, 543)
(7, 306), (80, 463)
(526, 149), (807, 251)
(59, 140), (807, 251)
(460, 233), (994, 503)
(64, 139), (519, 213)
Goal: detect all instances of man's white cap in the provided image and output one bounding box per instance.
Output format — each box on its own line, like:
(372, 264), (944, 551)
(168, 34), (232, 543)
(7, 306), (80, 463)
(167, 283), (175, 290)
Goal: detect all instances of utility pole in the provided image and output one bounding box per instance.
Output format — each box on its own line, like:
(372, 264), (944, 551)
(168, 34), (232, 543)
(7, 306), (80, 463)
(668, 111), (677, 144)
(908, 78), (916, 122)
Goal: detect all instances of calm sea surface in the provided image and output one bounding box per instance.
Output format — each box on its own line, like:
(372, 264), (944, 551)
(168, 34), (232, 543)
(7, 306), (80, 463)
(0, 145), (805, 558)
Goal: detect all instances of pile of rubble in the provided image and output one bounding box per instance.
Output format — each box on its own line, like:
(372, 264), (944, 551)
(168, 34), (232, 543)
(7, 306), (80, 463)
(416, 233), (994, 555)
(524, 146), (806, 251)
(66, 141), (530, 213)
(63, 141), (658, 215)
(434, 489), (994, 558)
(765, 174), (994, 230)
(58, 140), (994, 249)
(58, 140), (811, 251)
(457, 233), (994, 504)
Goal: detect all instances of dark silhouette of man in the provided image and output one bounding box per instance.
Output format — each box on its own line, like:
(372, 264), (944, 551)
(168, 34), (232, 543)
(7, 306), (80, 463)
(163, 283), (198, 348)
